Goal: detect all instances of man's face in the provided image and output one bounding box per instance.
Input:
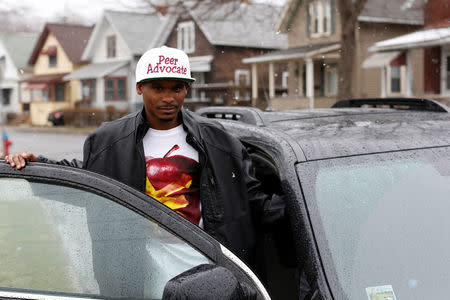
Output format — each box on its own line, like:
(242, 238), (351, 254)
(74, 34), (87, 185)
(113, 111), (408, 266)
(136, 79), (188, 130)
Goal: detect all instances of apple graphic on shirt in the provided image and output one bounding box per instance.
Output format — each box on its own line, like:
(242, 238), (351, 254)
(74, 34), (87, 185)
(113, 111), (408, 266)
(145, 144), (201, 224)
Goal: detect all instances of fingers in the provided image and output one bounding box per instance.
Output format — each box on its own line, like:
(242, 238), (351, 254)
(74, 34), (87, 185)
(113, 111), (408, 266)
(4, 151), (37, 170)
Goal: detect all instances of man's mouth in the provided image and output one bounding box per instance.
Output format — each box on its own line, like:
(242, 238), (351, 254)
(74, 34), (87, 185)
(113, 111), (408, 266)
(159, 105), (178, 113)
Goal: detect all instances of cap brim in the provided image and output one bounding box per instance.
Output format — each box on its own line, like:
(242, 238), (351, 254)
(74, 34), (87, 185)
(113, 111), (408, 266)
(137, 77), (195, 84)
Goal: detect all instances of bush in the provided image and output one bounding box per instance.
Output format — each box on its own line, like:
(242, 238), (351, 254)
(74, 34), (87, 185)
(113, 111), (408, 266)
(55, 106), (130, 127)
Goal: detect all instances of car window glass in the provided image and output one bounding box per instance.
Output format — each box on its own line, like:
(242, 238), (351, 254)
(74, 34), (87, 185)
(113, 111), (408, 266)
(297, 147), (450, 300)
(0, 178), (211, 299)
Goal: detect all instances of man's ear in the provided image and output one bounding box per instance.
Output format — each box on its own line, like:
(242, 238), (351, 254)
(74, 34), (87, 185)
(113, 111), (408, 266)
(184, 83), (190, 91)
(136, 83), (143, 95)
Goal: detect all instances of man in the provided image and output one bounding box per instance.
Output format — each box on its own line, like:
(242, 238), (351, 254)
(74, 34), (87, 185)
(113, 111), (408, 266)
(6, 46), (283, 264)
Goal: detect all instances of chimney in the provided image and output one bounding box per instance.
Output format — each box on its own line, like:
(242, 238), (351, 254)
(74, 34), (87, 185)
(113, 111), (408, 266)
(156, 4), (168, 16)
(241, 0), (249, 4)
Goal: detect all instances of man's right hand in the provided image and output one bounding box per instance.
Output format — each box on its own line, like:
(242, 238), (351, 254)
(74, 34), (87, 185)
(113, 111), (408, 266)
(4, 151), (37, 170)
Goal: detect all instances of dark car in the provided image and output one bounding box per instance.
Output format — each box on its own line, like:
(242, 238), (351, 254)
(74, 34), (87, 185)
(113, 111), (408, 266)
(196, 98), (450, 300)
(1, 98), (449, 300)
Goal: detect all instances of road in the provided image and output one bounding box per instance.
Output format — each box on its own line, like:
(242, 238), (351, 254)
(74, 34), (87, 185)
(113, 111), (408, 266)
(4, 127), (89, 161)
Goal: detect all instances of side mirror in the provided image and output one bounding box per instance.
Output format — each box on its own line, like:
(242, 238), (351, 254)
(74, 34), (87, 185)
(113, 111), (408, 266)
(163, 264), (257, 300)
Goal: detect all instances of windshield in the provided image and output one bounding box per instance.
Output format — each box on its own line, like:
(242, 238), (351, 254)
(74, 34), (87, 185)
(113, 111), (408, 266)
(297, 146), (450, 300)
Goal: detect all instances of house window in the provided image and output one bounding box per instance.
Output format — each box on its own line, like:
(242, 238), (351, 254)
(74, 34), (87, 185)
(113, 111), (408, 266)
(186, 73), (206, 102)
(81, 79), (96, 102)
(55, 83), (65, 102)
(325, 65), (337, 96)
(107, 35), (116, 58)
(0, 56), (6, 78)
(177, 21), (195, 54)
(282, 71), (289, 88)
(390, 66), (401, 93)
(309, 0), (332, 38)
(234, 69), (250, 101)
(49, 54), (57, 68)
(2, 89), (11, 105)
(105, 77), (127, 101)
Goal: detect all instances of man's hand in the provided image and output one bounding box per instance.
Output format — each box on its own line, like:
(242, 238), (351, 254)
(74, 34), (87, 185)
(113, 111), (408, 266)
(4, 151), (37, 170)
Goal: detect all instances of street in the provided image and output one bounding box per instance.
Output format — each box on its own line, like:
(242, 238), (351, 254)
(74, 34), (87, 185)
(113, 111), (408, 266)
(4, 127), (89, 161)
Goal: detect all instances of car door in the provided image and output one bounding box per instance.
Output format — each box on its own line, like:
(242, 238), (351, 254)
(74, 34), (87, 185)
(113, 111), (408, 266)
(0, 162), (269, 300)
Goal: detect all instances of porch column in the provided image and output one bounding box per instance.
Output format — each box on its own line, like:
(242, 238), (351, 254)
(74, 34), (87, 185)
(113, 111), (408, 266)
(251, 63), (258, 106)
(381, 67), (387, 98)
(298, 61), (303, 97)
(405, 50), (413, 97)
(306, 58), (314, 109)
(268, 63), (275, 99)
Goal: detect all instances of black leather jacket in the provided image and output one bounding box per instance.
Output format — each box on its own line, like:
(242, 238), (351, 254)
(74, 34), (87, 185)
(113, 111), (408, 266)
(39, 108), (283, 263)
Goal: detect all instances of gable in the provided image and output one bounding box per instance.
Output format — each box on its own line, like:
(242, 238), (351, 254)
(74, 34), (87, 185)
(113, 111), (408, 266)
(29, 23), (92, 65)
(82, 16), (132, 63)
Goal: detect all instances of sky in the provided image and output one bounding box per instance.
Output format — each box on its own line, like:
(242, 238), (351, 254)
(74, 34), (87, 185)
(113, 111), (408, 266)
(0, 0), (287, 25)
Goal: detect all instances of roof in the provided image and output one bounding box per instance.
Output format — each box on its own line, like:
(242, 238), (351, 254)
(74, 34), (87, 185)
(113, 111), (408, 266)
(277, 0), (424, 32)
(64, 60), (129, 80)
(242, 42), (339, 64)
(103, 10), (179, 55)
(28, 23), (93, 65)
(21, 73), (69, 83)
(369, 26), (450, 51)
(190, 2), (287, 49)
(0, 32), (38, 69)
(216, 108), (450, 162)
(358, 0), (425, 25)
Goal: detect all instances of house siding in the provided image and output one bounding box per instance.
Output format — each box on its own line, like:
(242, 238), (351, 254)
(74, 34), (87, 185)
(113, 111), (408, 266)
(287, 0), (341, 48)
(34, 33), (73, 76)
(91, 21), (131, 63)
(356, 22), (423, 97)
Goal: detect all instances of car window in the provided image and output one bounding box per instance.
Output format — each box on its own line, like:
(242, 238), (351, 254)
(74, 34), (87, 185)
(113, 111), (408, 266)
(297, 146), (450, 300)
(0, 177), (211, 299)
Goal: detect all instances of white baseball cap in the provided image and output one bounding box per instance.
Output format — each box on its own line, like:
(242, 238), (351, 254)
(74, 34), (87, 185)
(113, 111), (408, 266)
(135, 46), (195, 83)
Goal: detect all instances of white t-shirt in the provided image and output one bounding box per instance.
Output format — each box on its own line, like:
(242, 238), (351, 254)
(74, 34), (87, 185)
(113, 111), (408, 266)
(142, 124), (202, 226)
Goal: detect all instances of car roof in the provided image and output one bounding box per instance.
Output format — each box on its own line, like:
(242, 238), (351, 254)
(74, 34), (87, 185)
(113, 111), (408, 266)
(196, 103), (450, 161)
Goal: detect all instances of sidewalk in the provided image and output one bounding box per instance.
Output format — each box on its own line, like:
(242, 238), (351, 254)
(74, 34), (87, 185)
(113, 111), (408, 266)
(4, 124), (96, 135)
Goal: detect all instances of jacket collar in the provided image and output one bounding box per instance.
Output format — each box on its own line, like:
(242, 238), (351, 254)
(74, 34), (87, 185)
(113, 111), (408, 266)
(135, 106), (201, 141)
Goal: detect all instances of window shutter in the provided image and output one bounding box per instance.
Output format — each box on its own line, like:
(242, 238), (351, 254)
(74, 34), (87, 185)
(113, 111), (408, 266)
(306, 3), (311, 37)
(320, 63), (325, 96)
(330, 0), (335, 34)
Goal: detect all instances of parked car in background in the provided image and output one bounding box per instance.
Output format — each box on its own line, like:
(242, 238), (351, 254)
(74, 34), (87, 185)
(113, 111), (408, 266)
(1, 98), (449, 300)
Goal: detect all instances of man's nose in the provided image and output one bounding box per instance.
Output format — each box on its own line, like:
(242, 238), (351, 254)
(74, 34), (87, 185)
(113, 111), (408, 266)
(161, 90), (175, 102)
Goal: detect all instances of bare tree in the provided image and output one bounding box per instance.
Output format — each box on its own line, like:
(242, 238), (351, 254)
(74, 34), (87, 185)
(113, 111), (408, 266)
(336, 0), (367, 99)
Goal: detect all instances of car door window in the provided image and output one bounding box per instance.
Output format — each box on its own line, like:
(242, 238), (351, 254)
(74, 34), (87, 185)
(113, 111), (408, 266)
(0, 177), (211, 299)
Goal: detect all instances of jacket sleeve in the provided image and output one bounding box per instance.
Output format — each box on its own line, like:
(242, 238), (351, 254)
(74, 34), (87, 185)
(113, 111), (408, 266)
(36, 155), (83, 168)
(242, 147), (285, 225)
(35, 136), (91, 169)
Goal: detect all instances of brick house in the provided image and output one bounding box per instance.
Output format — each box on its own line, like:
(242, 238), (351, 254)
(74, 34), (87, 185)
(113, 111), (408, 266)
(164, 1), (287, 110)
(368, 0), (450, 105)
(23, 23), (93, 125)
(243, 0), (423, 110)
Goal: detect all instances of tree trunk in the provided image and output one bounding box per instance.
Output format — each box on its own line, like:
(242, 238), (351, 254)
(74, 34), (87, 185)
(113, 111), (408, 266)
(337, 0), (367, 100)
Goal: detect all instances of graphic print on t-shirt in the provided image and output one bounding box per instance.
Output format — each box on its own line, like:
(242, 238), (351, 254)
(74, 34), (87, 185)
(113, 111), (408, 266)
(145, 144), (201, 225)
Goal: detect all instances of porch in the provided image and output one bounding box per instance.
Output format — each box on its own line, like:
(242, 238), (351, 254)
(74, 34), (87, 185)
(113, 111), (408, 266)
(243, 42), (341, 110)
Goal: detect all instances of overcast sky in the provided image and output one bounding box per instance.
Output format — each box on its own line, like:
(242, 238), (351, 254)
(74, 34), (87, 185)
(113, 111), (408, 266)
(0, 0), (286, 24)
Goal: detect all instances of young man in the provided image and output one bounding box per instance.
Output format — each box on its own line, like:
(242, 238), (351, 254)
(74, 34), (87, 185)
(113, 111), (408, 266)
(6, 46), (283, 264)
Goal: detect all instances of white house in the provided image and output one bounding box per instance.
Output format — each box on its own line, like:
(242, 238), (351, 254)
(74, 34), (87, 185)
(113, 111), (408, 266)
(0, 32), (38, 120)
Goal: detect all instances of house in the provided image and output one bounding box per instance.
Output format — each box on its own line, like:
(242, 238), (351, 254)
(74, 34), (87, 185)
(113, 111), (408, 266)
(367, 0), (450, 105)
(65, 10), (178, 112)
(163, 0), (287, 109)
(0, 32), (38, 121)
(23, 23), (93, 125)
(243, 0), (424, 110)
